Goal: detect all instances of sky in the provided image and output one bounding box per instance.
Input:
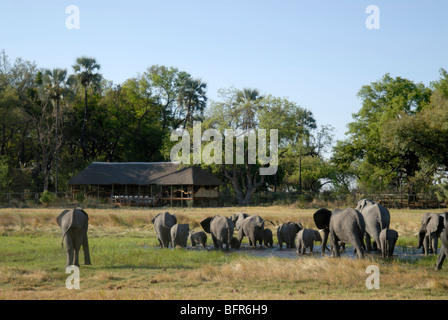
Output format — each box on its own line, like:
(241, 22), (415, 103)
(1, 0), (447, 144)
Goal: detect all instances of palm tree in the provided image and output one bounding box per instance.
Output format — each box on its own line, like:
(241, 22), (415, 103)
(37, 68), (74, 192)
(235, 88), (263, 130)
(72, 56), (102, 159)
(177, 77), (207, 128)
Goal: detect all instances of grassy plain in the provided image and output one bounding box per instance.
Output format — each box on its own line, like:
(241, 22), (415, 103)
(0, 206), (447, 300)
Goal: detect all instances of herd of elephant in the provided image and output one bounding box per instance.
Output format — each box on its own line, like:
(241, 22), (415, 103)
(56, 199), (448, 271)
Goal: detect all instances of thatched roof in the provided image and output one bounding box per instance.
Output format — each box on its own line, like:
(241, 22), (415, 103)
(68, 162), (223, 186)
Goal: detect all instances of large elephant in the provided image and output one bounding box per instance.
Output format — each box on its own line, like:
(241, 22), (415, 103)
(313, 208), (366, 259)
(277, 222), (303, 250)
(379, 227), (398, 258)
(152, 212), (177, 248)
(418, 212), (441, 255)
(200, 215), (234, 251)
(234, 214), (266, 248)
(436, 213), (448, 270)
(170, 224), (189, 248)
(56, 208), (91, 268)
(355, 199), (390, 251)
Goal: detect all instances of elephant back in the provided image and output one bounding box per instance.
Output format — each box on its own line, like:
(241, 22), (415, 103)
(155, 212), (177, 229)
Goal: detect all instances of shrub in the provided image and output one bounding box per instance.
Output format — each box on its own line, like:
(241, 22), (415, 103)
(39, 190), (56, 206)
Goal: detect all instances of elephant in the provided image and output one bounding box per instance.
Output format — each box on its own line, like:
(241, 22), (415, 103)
(189, 230), (207, 249)
(263, 228), (274, 248)
(418, 212), (441, 255)
(277, 222), (303, 250)
(313, 208), (366, 259)
(56, 208), (91, 268)
(200, 215), (234, 251)
(152, 212), (177, 248)
(230, 237), (241, 249)
(379, 227), (398, 258)
(356, 199), (390, 251)
(235, 214), (266, 248)
(296, 229), (322, 255)
(229, 212), (249, 231)
(170, 224), (189, 248)
(436, 213), (448, 270)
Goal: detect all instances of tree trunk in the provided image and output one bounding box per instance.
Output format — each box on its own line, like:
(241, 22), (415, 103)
(80, 85), (88, 159)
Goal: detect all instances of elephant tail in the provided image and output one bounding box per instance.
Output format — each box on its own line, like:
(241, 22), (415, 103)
(60, 209), (75, 249)
(264, 220), (276, 227)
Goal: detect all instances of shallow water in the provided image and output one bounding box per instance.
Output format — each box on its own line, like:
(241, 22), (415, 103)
(226, 243), (425, 261)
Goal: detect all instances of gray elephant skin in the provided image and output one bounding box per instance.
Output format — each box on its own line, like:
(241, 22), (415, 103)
(201, 215), (234, 250)
(418, 212), (441, 255)
(436, 212), (448, 270)
(356, 199), (390, 251)
(171, 224), (189, 248)
(152, 212), (177, 248)
(277, 222), (303, 250)
(189, 230), (207, 248)
(314, 208), (366, 259)
(56, 208), (91, 268)
(379, 227), (398, 258)
(234, 213), (266, 248)
(296, 229), (322, 255)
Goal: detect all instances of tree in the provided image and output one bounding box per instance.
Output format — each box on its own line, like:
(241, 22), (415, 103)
(72, 56), (102, 159)
(177, 77), (207, 128)
(37, 68), (74, 192)
(332, 74), (432, 194)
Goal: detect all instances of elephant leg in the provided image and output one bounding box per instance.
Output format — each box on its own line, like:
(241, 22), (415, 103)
(352, 237), (365, 259)
(321, 230), (329, 257)
(365, 233), (373, 251)
(431, 235), (439, 255)
(423, 235), (430, 255)
(82, 235), (92, 265)
(211, 235), (219, 249)
(310, 242), (314, 254)
(436, 246), (447, 270)
(330, 233), (340, 258)
(64, 231), (78, 267)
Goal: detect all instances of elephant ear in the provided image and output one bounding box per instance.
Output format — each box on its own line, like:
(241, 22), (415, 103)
(200, 217), (213, 234)
(56, 209), (71, 227)
(427, 213), (441, 234)
(313, 208), (332, 231)
(152, 213), (161, 225)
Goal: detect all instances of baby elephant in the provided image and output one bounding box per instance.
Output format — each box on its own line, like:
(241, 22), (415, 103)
(379, 227), (398, 258)
(263, 229), (274, 248)
(296, 229), (322, 255)
(189, 230), (207, 249)
(171, 224), (190, 248)
(230, 237), (241, 249)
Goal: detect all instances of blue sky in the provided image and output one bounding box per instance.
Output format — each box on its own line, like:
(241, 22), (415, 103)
(1, 0), (447, 143)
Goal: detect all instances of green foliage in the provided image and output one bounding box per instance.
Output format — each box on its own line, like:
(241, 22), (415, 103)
(39, 190), (56, 206)
(332, 72), (445, 195)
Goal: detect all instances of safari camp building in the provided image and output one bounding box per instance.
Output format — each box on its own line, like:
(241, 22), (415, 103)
(68, 162), (223, 207)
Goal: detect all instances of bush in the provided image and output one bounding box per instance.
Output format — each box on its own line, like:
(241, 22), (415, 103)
(39, 190), (56, 206)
